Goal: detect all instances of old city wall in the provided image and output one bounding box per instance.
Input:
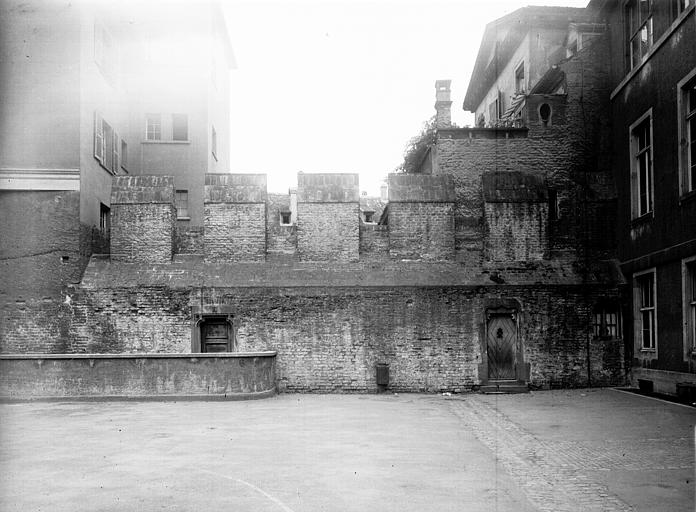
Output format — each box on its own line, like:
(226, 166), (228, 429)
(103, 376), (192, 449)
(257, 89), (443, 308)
(110, 176), (175, 263)
(296, 173), (360, 262)
(65, 266), (623, 391)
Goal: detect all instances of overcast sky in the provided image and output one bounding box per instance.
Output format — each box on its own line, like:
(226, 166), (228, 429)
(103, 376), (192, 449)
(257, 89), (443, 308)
(222, 0), (588, 194)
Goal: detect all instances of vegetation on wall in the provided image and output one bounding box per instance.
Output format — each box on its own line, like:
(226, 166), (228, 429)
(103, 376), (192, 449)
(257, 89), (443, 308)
(394, 116), (437, 174)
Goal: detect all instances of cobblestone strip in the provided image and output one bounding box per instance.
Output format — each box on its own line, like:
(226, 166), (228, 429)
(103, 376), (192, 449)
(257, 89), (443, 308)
(450, 398), (636, 512)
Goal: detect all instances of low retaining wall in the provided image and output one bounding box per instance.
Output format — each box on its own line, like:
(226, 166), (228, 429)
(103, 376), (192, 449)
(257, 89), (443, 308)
(631, 367), (696, 396)
(0, 352), (276, 401)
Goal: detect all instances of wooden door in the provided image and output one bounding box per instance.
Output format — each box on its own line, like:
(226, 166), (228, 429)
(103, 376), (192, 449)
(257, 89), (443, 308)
(487, 315), (516, 380)
(202, 320), (229, 353)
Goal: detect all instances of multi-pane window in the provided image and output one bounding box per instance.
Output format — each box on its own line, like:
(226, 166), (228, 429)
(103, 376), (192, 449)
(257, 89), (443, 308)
(626, 0), (653, 69)
(280, 211), (291, 225)
(175, 190), (189, 219)
(671, 0), (694, 21)
(146, 114), (162, 141)
(679, 73), (696, 195)
(94, 22), (118, 83)
(593, 305), (622, 339)
(685, 260), (696, 353)
(636, 272), (656, 350)
(630, 113), (653, 218)
(94, 112), (120, 174)
(172, 114), (188, 141)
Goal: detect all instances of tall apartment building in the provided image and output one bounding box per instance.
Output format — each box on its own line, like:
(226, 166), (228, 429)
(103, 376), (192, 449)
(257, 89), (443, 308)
(591, 0), (696, 395)
(0, 0), (233, 351)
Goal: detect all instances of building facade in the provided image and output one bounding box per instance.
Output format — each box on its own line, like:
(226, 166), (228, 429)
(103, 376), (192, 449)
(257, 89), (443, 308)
(0, 1), (233, 352)
(592, 0), (696, 395)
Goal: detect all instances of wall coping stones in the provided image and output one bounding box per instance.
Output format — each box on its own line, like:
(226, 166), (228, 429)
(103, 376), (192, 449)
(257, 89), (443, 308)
(111, 176), (175, 204)
(436, 127), (528, 139)
(483, 171), (548, 203)
(297, 173), (359, 203)
(388, 174), (456, 203)
(0, 352), (277, 360)
(204, 173), (267, 203)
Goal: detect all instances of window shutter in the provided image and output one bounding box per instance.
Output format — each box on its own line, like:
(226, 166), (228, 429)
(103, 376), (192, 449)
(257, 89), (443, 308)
(94, 112), (104, 163)
(113, 131), (119, 173)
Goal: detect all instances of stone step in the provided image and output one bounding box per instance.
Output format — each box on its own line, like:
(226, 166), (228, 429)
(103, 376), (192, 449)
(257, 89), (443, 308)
(480, 382), (529, 394)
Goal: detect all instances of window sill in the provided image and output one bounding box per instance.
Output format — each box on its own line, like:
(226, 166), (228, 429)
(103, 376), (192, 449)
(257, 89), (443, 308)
(630, 212), (653, 228)
(142, 140), (190, 145)
(611, 6), (694, 100)
(640, 348), (657, 353)
(177, 217), (191, 221)
(679, 189), (696, 206)
(95, 159), (116, 176)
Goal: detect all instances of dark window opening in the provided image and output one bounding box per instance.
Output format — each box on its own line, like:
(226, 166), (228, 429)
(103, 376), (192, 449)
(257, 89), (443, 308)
(100, 203), (110, 232)
(364, 211), (375, 223)
(280, 211), (291, 225)
(593, 303), (622, 339)
(539, 103), (552, 126)
(548, 189), (559, 221)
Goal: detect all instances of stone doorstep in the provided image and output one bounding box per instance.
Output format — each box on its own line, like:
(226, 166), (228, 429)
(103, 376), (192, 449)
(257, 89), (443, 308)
(480, 380), (530, 394)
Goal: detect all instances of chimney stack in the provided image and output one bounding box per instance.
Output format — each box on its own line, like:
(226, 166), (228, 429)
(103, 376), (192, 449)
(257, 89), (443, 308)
(434, 79), (452, 128)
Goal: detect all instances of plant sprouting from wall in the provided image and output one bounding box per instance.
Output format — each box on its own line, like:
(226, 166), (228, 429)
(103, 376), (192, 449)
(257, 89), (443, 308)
(394, 116), (437, 174)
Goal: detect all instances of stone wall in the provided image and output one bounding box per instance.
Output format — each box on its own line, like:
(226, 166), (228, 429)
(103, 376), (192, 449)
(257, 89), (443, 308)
(204, 174), (267, 262)
(66, 274), (624, 392)
(297, 173), (359, 262)
(388, 174), (455, 261)
(110, 176), (175, 263)
(359, 223), (389, 258)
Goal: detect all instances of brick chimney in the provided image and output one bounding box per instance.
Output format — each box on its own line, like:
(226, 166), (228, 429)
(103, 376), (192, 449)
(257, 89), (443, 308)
(434, 79), (452, 128)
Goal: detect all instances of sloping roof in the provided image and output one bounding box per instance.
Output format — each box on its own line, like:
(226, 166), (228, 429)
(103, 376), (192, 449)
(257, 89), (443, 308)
(529, 66), (566, 94)
(463, 6), (586, 112)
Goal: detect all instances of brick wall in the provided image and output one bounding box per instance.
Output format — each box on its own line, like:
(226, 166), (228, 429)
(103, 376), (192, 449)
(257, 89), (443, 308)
(297, 174), (359, 262)
(484, 203), (549, 261)
(110, 176), (175, 263)
(175, 225), (204, 254)
(266, 192), (297, 261)
(204, 174), (267, 262)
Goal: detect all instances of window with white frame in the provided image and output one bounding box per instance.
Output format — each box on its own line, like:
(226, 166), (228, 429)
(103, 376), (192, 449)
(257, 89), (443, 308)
(684, 258), (696, 354)
(146, 114), (162, 141)
(172, 114), (188, 141)
(678, 70), (696, 196)
(94, 112), (120, 174)
(634, 270), (657, 351)
(630, 111), (653, 218)
(625, 0), (653, 70)
(121, 139), (128, 172)
(175, 190), (189, 219)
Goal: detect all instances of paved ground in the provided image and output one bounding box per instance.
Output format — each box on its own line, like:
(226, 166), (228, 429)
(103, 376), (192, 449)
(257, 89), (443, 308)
(0, 389), (693, 511)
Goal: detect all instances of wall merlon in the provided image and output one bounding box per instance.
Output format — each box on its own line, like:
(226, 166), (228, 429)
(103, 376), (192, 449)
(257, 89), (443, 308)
(297, 173), (360, 203)
(204, 173), (267, 203)
(388, 173), (456, 203)
(111, 176), (175, 205)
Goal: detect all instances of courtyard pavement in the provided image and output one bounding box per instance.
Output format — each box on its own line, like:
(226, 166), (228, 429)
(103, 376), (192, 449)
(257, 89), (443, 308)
(0, 389), (693, 511)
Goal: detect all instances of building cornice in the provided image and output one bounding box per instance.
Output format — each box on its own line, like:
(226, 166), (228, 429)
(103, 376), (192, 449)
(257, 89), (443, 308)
(0, 168), (80, 191)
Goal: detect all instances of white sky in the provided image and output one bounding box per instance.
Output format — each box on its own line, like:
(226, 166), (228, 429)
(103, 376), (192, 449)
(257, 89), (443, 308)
(222, 0), (589, 194)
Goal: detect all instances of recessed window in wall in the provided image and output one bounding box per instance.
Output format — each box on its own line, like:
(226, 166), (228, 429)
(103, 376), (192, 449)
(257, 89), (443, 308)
(593, 303), (622, 339)
(212, 125), (218, 161)
(678, 72), (696, 196)
(684, 258), (696, 354)
(280, 211), (291, 225)
(515, 62), (525, 93)
(626, 0), (653, 70)
(548, 189), (559, 221)
(172, 114), (188, 141)
(100, 203), (110, 232)
(121, 140), (128, 172)
(146, 114), (162, 141)
(175, 190), (189, 219)
(94, 22), (118, 83)
(94, 112), (120, 174)
(634, 270), (656, 351)
(630, 112), (653, 218)
(364, 211), (375, 223)
(539, 103), (552, 126)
